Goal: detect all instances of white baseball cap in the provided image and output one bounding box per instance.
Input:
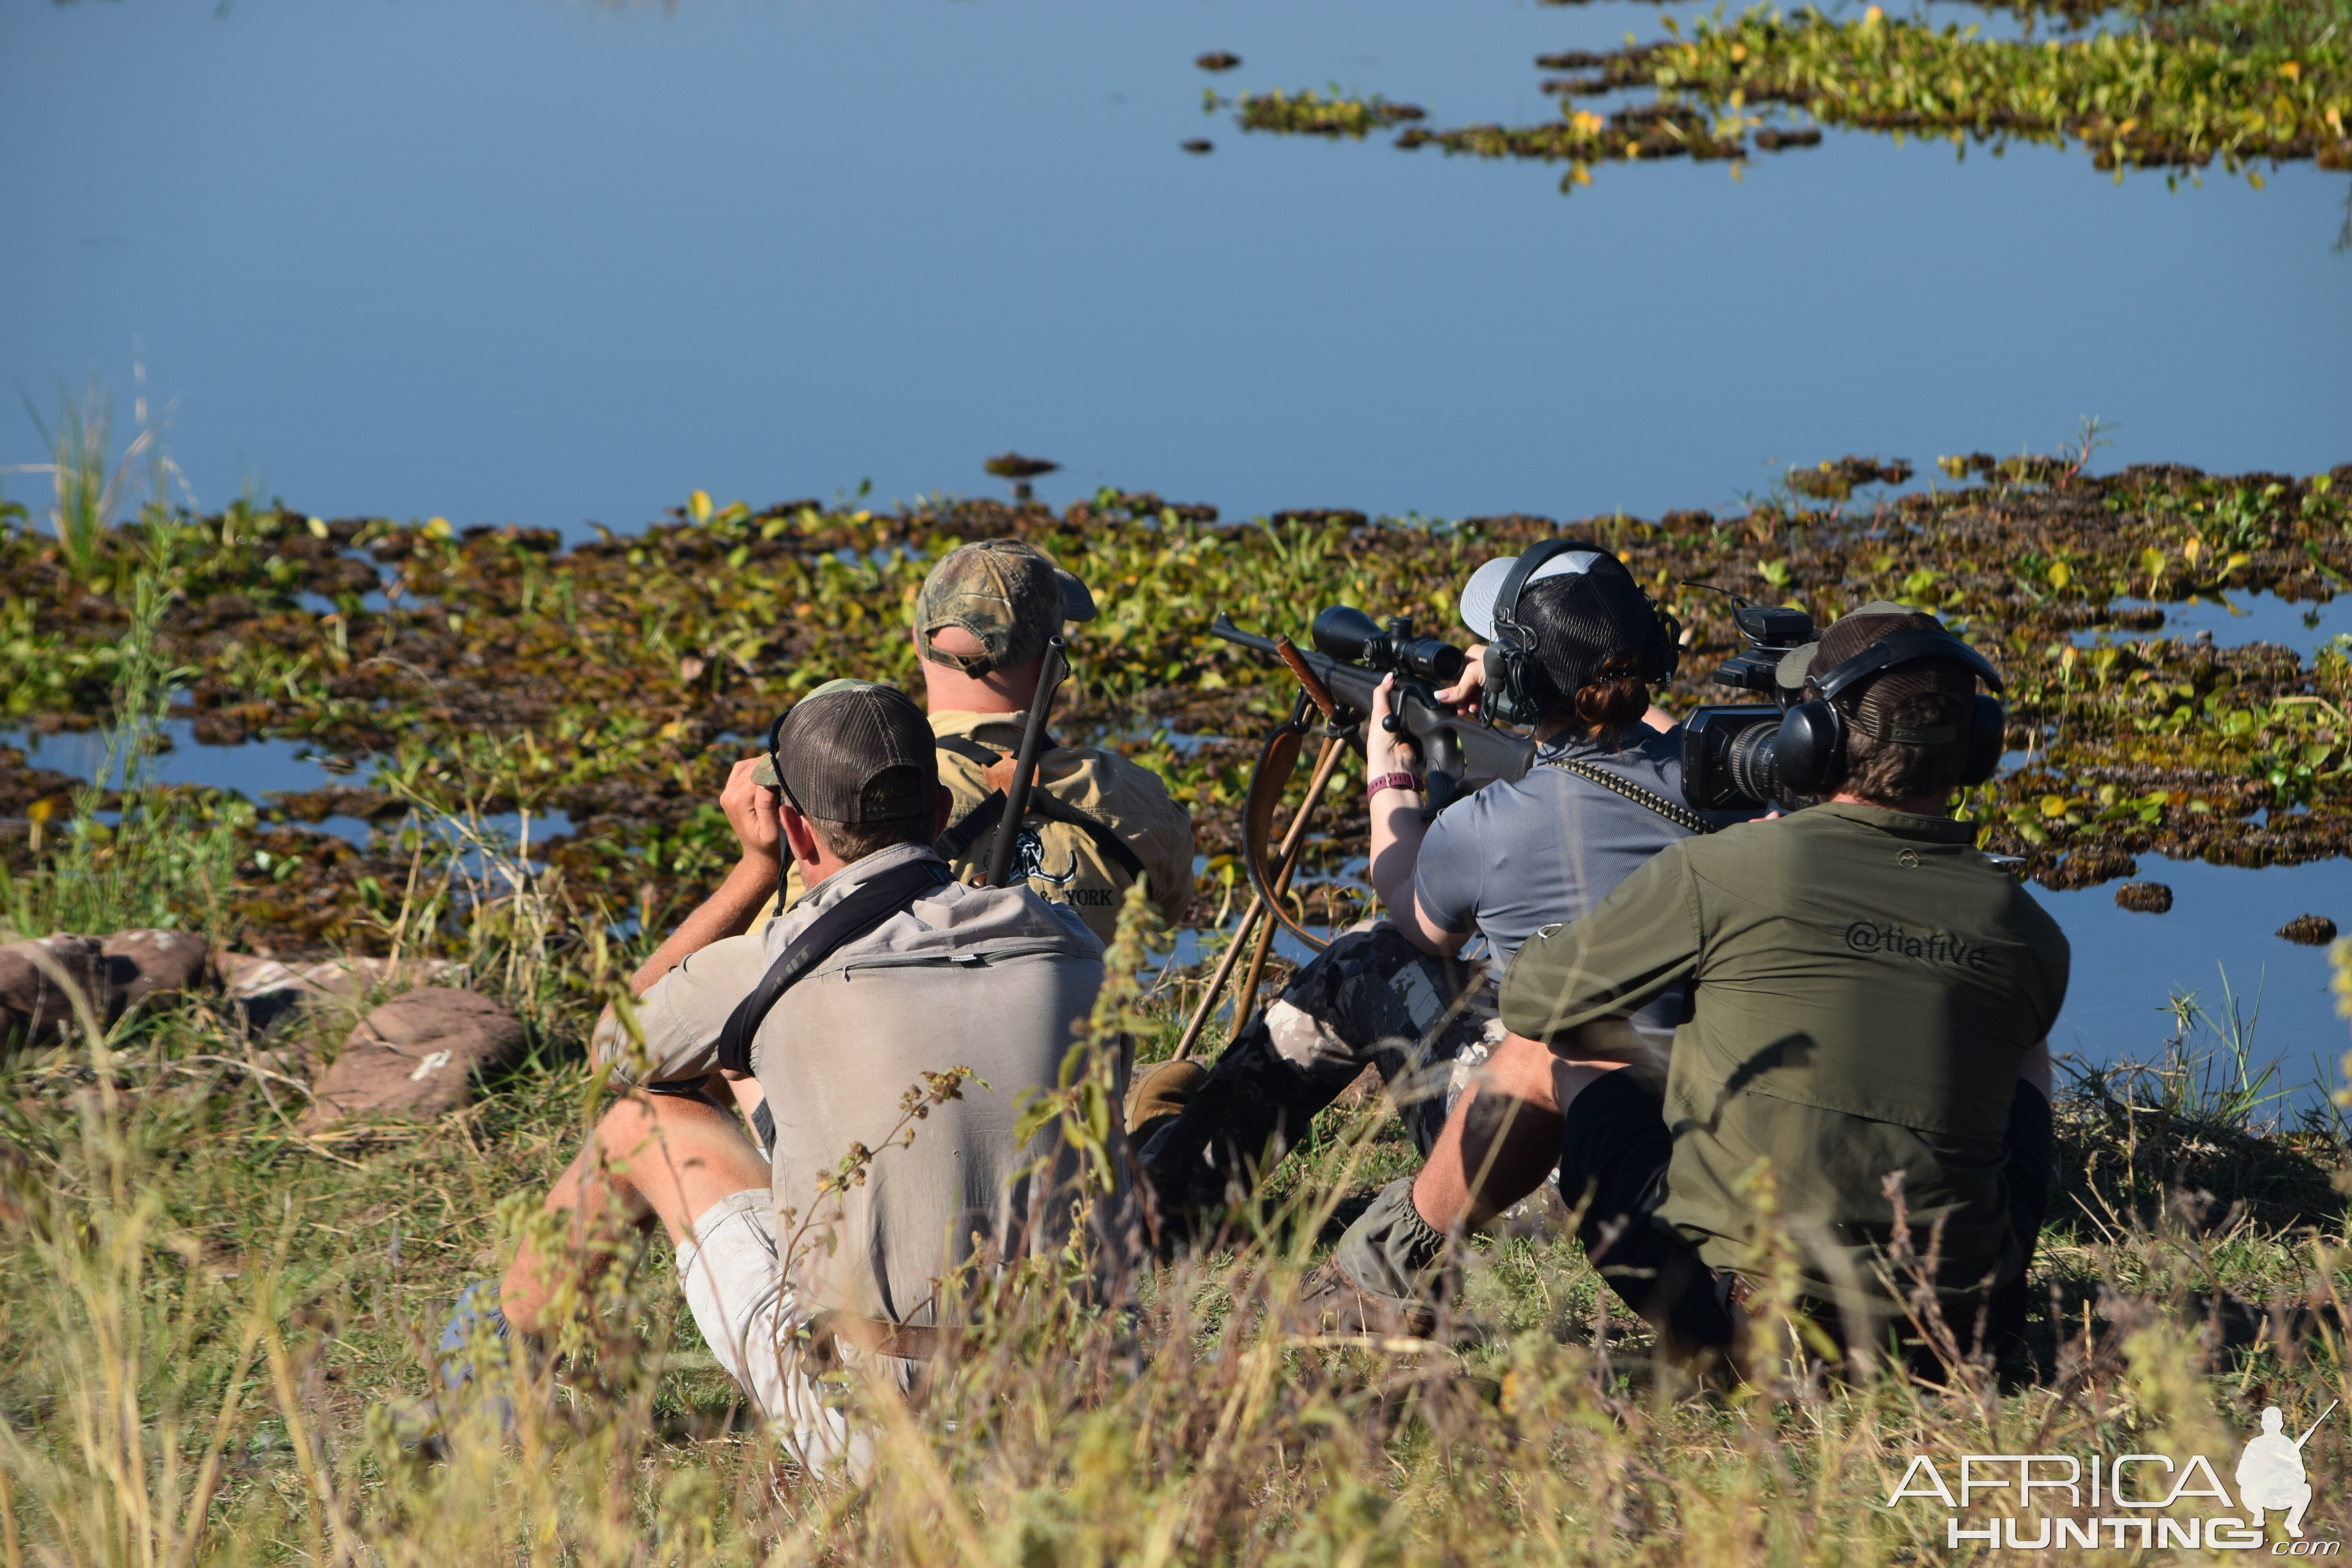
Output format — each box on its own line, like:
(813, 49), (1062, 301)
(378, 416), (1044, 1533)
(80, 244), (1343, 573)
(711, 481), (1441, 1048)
(1457, 549), (1608, 641)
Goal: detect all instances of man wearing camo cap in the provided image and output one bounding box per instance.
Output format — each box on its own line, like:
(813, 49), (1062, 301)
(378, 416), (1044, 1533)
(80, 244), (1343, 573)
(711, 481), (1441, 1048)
(761, 537), (1194, 946)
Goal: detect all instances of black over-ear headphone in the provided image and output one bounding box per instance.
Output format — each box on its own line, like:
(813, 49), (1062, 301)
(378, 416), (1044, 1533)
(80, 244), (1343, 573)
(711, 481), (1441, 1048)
(1482, 540), (1682, 726)
(1773, 626), (2007, 796)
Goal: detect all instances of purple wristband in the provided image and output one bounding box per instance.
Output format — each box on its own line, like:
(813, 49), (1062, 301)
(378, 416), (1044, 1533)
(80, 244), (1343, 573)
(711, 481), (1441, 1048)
(1366, 771), (1421, 802)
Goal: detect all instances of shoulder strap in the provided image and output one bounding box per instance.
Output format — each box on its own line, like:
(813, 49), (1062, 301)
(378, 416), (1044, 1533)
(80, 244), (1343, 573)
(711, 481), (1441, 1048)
(1538, 755), (1715, 837)
(714, 858), (953, 1076)
(934, 788), (1147, 880)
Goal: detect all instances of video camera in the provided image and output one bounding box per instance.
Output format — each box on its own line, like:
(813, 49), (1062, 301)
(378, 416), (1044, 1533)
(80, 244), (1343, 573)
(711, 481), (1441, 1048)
(1678, 594), (1819, 814)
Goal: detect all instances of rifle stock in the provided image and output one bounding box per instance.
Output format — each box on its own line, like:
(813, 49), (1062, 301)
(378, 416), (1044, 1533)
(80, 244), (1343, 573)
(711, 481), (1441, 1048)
(1210, 613), (1533, 809)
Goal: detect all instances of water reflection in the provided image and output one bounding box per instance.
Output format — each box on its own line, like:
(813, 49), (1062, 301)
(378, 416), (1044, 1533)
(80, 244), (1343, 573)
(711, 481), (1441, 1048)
(3, 0), (2343, 533)
(2, 721), (574, 848)
(2070, 592), (2352, 656)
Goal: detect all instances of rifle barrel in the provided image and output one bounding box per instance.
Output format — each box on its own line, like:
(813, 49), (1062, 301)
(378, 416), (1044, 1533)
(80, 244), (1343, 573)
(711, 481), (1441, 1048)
(2296, 1401), (2337, 1448)
(987, 637), (1067, 888)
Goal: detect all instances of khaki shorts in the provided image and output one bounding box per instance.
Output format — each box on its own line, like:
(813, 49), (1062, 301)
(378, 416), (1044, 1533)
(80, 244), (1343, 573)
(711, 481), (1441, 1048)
(674, 1189), (916, 1473)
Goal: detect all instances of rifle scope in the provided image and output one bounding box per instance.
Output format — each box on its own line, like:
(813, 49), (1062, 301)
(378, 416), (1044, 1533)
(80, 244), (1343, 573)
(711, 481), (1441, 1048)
(1311, 606), (1467, 686)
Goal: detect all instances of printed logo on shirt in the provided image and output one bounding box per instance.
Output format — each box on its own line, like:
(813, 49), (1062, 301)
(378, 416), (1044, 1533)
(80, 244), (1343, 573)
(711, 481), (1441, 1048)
(1842, 920), (1993, 971)
(1011, 826), (1080, 887)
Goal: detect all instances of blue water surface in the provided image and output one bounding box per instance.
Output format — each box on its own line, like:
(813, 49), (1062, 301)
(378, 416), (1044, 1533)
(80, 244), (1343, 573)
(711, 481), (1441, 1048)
(2, 0), (2346, 535)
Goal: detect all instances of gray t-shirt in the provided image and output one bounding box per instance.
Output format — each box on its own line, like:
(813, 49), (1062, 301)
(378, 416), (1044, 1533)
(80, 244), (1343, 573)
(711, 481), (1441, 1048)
(1413, 726), (1692, 1036)
(597, 844), (1126, 1325)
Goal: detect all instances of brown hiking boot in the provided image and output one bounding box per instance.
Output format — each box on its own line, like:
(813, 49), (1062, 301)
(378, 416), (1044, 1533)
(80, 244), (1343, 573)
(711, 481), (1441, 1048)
(1125, 1057), (1207, 1147)
(1289, 1259), (1440, 1340)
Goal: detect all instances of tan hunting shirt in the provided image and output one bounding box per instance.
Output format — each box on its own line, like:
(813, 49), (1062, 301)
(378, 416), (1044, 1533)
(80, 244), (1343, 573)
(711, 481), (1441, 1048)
(770, 709), (1195, 945)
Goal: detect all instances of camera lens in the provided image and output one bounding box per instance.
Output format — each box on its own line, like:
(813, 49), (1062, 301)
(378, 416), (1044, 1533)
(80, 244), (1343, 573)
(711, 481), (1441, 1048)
(1724, 723), (1779, 805)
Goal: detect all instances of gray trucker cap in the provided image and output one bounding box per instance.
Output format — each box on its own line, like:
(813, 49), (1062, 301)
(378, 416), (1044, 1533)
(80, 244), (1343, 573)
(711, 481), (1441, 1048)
(1457, 548), (1610, 641)
(754, 679), (936, 822)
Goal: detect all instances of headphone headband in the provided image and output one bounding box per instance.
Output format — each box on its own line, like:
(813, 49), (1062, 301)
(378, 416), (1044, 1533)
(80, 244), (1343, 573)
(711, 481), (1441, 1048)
(1493, 538), (1611, 630)
(1809, 626), (2004, 704)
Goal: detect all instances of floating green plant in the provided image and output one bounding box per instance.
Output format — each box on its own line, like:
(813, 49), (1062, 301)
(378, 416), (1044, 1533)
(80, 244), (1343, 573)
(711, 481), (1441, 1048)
(1230, 87), (1425, 138)
(3, 453), (2348, 951)
(1236, 3), (2352, 190)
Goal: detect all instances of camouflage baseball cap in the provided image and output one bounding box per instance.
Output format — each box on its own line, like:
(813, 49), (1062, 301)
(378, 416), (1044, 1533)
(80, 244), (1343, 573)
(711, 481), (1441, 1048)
(751, 679), (936, 820)
(913, 539), (1096, 677)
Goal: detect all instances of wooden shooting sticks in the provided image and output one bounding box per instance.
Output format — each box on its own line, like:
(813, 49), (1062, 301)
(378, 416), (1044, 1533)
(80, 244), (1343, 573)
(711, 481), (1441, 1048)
(1173, 634), (1354, 1060)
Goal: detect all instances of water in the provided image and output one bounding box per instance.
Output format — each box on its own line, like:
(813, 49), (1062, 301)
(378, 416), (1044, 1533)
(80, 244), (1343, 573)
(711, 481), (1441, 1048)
(7, 720), (339, 801)
(3, 0), (2345, 536)
(7, 0), (2349, 1091)
(13, 716), (2341, 1090)
(3, 722), (573, 848)
(2034, 853), (2352, 1107)
(2071, 592), (2352, 657)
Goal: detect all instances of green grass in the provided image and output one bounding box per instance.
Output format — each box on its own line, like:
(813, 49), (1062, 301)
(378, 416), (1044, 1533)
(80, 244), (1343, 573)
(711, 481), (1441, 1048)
(0, 882), (2345, 1564)
(3, 439), (2350, 1561)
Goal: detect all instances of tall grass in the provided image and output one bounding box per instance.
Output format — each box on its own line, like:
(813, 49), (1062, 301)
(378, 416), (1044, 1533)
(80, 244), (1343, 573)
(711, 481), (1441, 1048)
(11, 371), (187, 589)
(0, 519), (246, 945)
(0, 857), (2346, 1563)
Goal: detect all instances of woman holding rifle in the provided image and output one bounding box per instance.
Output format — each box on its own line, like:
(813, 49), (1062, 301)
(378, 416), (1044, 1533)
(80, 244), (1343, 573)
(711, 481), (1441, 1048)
(1137, 542), (1695, 1301)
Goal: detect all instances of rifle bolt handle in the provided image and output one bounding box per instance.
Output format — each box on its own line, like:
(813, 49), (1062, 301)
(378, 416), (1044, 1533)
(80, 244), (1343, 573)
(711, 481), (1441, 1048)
(1381, 714), (1401, 734)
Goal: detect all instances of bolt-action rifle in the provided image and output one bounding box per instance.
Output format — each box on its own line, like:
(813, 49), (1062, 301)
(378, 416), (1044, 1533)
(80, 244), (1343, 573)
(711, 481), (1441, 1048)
(1210, 608), (1534, 812)
(1172, 610), (1535, 1058)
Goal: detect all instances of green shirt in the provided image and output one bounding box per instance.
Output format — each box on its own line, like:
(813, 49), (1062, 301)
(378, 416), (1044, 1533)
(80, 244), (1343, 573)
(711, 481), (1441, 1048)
(1499, 802), (2069, 1307)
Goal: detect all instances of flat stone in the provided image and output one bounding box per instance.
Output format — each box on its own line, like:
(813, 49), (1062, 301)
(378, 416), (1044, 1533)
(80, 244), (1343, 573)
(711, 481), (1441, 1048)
(218, 953), (462, 1034)
(0, 935), (107, 1045)
(304, 987), (525, 1127)
(100, 929), (212, 1017)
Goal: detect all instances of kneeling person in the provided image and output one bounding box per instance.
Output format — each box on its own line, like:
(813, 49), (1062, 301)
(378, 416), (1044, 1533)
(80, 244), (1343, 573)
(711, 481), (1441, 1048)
(499, 681), (1120, 1465)
(1497, 605), (2066, 1364)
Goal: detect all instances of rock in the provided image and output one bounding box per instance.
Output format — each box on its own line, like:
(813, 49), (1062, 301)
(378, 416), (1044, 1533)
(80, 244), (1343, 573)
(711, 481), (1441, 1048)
(2114, 881), (2174, 915)
(305, 987), (525, 1127)
(1, 929), (221, 1051)
(219, 953), (463, 1034)
(0, 935), (107, 1044)
(2278, 913), (2337, 946)
(100, 929), (212, 1016)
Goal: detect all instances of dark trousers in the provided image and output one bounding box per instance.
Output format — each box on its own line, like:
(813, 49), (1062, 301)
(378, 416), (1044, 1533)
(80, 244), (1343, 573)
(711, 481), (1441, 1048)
(1559, 1071), (2055, 1367)
(1140, 926), (1490, 1216)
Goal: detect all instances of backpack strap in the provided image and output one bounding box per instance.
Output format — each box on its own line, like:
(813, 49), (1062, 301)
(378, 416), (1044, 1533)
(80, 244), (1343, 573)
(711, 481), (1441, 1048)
(1537, 755), (1715, 837)
(935, 788), (1148, 881)
(714, 858), (953, 1077)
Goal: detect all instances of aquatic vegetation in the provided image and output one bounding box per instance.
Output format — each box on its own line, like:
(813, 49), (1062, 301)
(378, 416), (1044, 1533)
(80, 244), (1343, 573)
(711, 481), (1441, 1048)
(1232, 87), (1426, 138)
(2, 450), (2348, 951)
(2281, 912), (2339, 943)
(1237, 3), (2352, 189)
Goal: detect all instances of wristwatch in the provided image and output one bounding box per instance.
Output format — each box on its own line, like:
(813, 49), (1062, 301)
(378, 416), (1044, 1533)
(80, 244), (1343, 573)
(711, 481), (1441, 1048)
(1365, 771), (1421, 802)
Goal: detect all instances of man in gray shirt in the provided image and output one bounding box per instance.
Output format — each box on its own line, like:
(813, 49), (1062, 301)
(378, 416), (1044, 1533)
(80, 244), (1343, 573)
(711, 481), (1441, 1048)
(486, 681), (1118, 1470)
